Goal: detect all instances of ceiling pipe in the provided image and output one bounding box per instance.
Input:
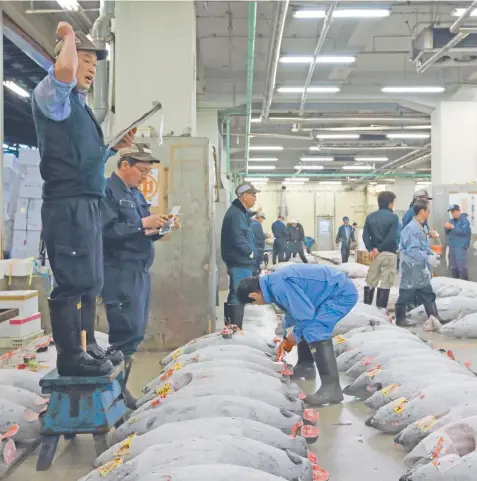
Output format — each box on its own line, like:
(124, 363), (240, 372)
(260, 0), (289, 121)
(266, 116), (429, 124)
(450, 1), (477, 33)
(91, 0), (114, 126)
(398, 152), (432, 169)
(239, 173), (430, 178)
(26, 8), (99, 14)
(298, 0), (338, 117)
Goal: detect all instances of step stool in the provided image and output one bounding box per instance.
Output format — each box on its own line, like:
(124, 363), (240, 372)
(36, 363), (127, 471)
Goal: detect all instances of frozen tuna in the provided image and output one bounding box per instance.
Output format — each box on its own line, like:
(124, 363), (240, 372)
(0, 398), (41, 443)
(0, 384), (48, 413)
(439, 312), (477, 338)
(407, 296), (477, 325)
(110, 395), (317, 445)
(340, 324), (402, 339)
(343, 361), (474, 399)
(368, 383), (477, 435)
(83, 436), (314, 481)
(400, 452), (477, 481)
(332, 303), (392, 335)
(432, 276), (477, 299)
(334, 262), (369, 278)
(0, 370), (43, 396)
(161, 330), (277, 366)
(96, 417), (309, 467)
(404, 415), (477, 468)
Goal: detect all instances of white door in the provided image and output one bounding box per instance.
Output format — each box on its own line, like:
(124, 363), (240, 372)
(316, 217), (333, 250)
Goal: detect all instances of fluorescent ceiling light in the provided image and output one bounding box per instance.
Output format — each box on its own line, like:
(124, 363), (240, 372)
(245, 177), (269, 182)
(249, 146), (284, 151)
(3, 81), (30, 98)
(280, 55), (356, 64)
(354, 157), (388, 162)
(294, 9), (390, 19)
(404, 125), (431, 130)
(386, 133), (430, 139)
(381, 86), (445, 94)
(57, 0), (80, 11)
(285, 177), (309, 182)
(294, 165), (323, 170)
(283, 182), (305, 185)
(319, 181), (342, 185)
(301, 156), (334, 161)
(248, 165), (277, 170)
(343, 165), (373, 170)
(316, 134), (360, 140)
(253, 182), (268, 186)
(368, 182), (378, 186)
(250, 118), (262, 123)
(249, 157), (278, 162)
(416, 181), (431, 186)
(277, 86), (340, 93)
(452, 8), (477, 17)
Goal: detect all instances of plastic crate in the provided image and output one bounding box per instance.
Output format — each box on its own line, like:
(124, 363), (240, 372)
(0, 329), (44, 349)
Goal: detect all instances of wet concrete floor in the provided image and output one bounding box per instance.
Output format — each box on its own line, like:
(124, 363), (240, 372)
(7, 288), (477, 481)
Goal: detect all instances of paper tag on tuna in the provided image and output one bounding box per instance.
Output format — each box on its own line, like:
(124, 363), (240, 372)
(367, 367), (381, 378)
(154, 382), (172, 398)
(424, 435), (456, 463)
(393, 397), (408, 414)
(171, 349), (181, 360)
(172, 362), (182, 371)
(433, 453), (461, 472)
(381, 384), (399, 397)
(98, 457), (123, 476)
(114, 434), (136, 456)
(334, 335), (347, 344)
(416, 415), (438, 432)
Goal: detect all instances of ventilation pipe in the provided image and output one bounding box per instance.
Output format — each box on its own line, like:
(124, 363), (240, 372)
(91, 0), (114, 125)
(279, 186), (288, 218)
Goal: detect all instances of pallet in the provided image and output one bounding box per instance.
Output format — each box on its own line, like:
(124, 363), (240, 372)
(0, 439), (41, 479)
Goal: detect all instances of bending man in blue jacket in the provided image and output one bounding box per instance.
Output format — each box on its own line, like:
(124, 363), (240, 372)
(445, 204), (471, 280)
(237, 264), (358, 405)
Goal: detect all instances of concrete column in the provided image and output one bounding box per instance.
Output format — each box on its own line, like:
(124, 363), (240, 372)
(392, 179), (415, 218)
(432, 100), (477, 185)
(114, 0), (196, 137)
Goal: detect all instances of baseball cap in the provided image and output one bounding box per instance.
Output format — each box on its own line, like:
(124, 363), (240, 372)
(447, 204), (460, 212)
(235, 182), (260, 196)
(54, 32), (108, 61)
(119, 144), (160, 164)
(413, 189), (433, 200)
(343, 216), (349, 222)
(256, 212), (266, 219)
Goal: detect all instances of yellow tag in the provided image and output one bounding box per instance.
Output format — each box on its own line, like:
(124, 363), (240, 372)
(129, 417), (137, 424)
(417, 415), (437, 432)
(171, 349), (181, 360)
(381, 384), (399, 397)
(114, 433), (136, 456)
(154, 382), (171, 398)
(172, 362), (182, 371)
(98, 457), (123, 476)
(334, 335), (347, 344)
(367, 367), (381, 378)
(393, 397), (408, 414)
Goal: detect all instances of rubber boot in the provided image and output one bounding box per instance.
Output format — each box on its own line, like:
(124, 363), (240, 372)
(49, 297), (113, 377)
(376, 288), (390, 310)
(224, 302), (231, 326)
(451, 269), (460, 279)
(461, 270), (469, 281)
(228, 304), (245, 330)
(364, 286), (375, 305)
(423, 301), (448, 325)
(122, 356), (137, 410)
(304, 339), (343, 405)
(395, 304), (413, 327)
(290, 340), (316, 381)
(81, 295), (124, 366)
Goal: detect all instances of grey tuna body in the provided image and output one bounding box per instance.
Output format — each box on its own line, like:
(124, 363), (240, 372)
(136, 378), (303, 415)
(0, 384), (48, 413)
(432, 276), (477, 298)
(439, 312), (477, 338)
(368, 382), (477, 435)
(161, 332), (277, 366)
(404, 415), (477, 468)
(0, 370), (43, 396)
(332, 302), (392, 335)
(83, 435), (313, 481)
(110, 395), (303, 445)
(400, 452), (477, 481)
(0, 398), (41, 443)
(337, 341), (431, 372)
(96, 417), (308, 467)
(407, 296), (477, 325)
(394, 402), (477, 450)
(365, 373), (476, 411)
(339, 324), (403, 339)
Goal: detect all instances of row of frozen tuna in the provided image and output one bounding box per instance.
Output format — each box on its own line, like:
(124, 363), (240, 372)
(81, 327), (327, 481)
(333, 322), (477, 480)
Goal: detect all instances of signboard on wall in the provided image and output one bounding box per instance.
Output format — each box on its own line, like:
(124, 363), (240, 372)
(137, 166), (168, 213)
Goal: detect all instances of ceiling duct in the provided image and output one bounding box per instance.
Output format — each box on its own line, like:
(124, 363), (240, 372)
(413, 27), (477, 68)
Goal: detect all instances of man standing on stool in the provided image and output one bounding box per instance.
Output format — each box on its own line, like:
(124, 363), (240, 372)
(237, 264), (358, 404)
(32, 22), (134, 376)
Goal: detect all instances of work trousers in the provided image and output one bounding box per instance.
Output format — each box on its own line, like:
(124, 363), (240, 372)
(449, 247), (469, 279)
(341, 244), (351, 263)
(42, 196), (103, 300)
(273, 239), (287, 264)
(286, 241), (308, 263)
(395, 284), (436, 311)
(366, 252), (398, 289)
(102, 262), (151, 357)
(227, 266), (254, 305)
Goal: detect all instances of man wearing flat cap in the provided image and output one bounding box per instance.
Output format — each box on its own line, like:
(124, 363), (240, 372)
(221, 182), (260, 328)
(32, 22), (135, 377)
(101, 144), (179, 407)
(445, 204), (471, 280)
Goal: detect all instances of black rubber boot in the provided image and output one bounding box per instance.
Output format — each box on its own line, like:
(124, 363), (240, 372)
(304, 339), (343, 405)
(81, 295), (124, 366)
(49, 297), (114, 377)
(451, 269), (460, 279)
(395, 304), (413, 327)
(122, 356), (137, 410)
(423, 301), (448, 324)
(461, 270), (469, 281)
(228, 304), (245, 329)
(224, 302), (231, 325)
(376, 288), (390, 310)
(290, 340), (316, 381)
(364, 286), (375, 305)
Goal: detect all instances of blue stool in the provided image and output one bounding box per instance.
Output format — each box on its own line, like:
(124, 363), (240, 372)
(36, 363), (127, 471)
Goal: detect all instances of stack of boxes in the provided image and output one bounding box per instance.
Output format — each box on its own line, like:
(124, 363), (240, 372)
(3, 154), (23, 256)
(12, 149), (43, 260)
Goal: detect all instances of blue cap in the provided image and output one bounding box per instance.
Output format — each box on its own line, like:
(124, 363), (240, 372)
(447, 204), (460, 212)
(343, 216), (349, 222)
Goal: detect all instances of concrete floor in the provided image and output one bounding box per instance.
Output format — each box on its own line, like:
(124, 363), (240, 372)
(7, 288), (477, 481)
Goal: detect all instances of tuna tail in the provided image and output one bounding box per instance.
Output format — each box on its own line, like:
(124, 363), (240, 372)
(342, 385), (353, 395)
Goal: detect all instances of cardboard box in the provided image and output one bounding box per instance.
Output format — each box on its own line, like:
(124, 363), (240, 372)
(0, 290), (39, 317)
(14, 198), (42, 231)
(357, 250), (371, 266)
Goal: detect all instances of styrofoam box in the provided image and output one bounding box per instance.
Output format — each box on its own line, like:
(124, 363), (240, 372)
(11, 230), (42, 259)
(14, 198), (42, 231)
(0, 312), (41, 338)
(18, 149), (40, 166)
(0, 259), (35, 278)
(0, 290), (38, 317)
(19, 180), (43, 200)
(21, 165), (43, 181)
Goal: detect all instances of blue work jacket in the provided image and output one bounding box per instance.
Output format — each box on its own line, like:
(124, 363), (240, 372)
(251, 220), (267, 250)
(446, 213), (471, 249)
(336, 224), (355, 247)
(272, 220), (288, 240)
